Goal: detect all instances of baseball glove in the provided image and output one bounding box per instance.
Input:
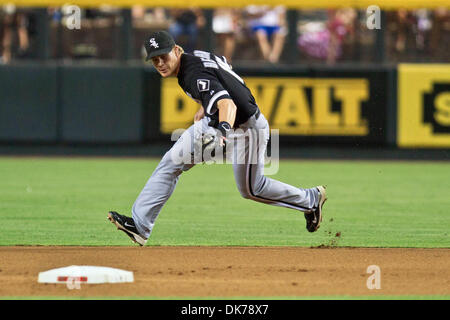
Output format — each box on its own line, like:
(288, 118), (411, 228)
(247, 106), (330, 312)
(193, 132), (226, 163)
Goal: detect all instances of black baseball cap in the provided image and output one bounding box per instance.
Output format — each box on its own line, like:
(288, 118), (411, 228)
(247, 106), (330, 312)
(144, 31), (176, 61)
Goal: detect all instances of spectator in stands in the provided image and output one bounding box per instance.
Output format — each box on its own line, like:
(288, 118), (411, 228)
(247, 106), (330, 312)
(0, 4), (30, 64)
(297, 8), (355, 64)
(244, 5), (287, 63)
(413, 9), (432, 52)
(168, 8), (205, 53)
(392, 9), (413, 54)
(132, 6), (166, 24)
(429, 7), (449, 61)
(326, 8), (356, 64)
(212, 8), (240, 62)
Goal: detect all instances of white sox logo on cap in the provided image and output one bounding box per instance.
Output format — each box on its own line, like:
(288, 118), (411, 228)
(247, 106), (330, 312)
(149, 38), (159, 49)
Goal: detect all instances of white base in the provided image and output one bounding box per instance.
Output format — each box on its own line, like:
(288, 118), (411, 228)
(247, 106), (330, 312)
(38, 265), (134, 284)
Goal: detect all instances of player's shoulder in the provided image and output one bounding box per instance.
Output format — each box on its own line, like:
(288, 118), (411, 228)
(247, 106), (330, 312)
(180, 52), (204, 70)
(178, 53), (200, 86)
(180, 51), (218, 80)
(183, 50), (225, 69)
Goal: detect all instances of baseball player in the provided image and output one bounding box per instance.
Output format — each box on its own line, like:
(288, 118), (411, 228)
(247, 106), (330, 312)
(108, 31), (327, 246)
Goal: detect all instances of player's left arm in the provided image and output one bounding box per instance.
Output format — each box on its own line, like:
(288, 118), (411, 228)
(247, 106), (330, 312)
(216, 98), (236, 139)
(188, 69), (236, 141)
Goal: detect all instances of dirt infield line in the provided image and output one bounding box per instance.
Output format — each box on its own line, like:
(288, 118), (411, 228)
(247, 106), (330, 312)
(0, 246), (448, 297)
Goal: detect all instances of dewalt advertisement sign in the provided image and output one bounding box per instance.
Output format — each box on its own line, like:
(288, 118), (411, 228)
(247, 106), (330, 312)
(245, 78), (369, 136)
(398, 64), (450, 148)
(159, 70), (388, 144)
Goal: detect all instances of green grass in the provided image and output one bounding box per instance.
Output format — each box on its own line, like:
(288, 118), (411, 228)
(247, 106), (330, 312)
(0, 157), (449, 248)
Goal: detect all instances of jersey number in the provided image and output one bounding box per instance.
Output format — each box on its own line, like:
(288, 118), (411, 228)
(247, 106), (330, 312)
(193, 50), (244, 84)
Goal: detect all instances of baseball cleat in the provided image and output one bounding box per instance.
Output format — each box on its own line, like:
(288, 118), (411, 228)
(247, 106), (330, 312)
(107, 211), (147, 246)
(304, 186), (327, 232)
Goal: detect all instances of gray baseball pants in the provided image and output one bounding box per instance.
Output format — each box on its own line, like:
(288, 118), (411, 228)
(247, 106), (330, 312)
(132, 112), (319, 239)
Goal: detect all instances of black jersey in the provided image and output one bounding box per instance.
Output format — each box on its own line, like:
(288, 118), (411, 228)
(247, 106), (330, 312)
(177, 51), (259, 127)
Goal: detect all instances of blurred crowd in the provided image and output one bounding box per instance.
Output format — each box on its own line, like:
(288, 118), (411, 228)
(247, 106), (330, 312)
(1, 5), (449, 65)
(0, 5), (32, 63)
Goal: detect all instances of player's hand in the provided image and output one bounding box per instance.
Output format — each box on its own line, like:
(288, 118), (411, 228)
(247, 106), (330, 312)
(194, 107), (205, 122)
(217, 121), (231, 147)
(219, 136), (227, 147)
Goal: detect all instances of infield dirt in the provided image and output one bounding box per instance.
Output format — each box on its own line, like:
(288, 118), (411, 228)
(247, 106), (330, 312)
(0, 246), (448, 297)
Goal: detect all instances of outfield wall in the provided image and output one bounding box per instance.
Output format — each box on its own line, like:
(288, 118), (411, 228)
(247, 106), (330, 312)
(0, 63), (449, 148)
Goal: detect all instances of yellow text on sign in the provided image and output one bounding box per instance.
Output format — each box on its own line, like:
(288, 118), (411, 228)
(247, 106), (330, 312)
(434, 92), (450, 126)
(161, 77), (369, 136)
(398, 64), (450, 148)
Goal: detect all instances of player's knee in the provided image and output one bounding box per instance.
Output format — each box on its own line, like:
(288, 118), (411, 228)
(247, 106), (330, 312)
(250, 179), (266, 197)
(237, 187), (252, 199)
(236, 180), (265, 200)
(240, 191), (252, 199)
